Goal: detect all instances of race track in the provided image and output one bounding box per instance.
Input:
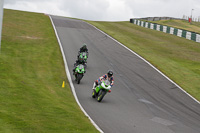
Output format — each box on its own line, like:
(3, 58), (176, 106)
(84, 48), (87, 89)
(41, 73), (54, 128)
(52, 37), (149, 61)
(51, 15), (200, 133)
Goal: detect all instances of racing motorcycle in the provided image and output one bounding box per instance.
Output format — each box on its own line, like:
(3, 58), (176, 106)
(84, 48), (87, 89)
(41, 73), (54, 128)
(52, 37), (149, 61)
(92, 79), (111, 102)
(74, 64), (85, 84)
(79, 52), (88, 62)
(79, 52), (88, 68)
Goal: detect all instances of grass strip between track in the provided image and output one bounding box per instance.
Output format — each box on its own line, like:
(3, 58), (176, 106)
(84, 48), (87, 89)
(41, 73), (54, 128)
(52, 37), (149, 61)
(0, 9), (98, 133)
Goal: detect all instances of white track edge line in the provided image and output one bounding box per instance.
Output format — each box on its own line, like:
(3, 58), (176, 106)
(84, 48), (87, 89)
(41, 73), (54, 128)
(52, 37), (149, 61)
(85, 21), (200, 104)
(49, 15), (104, 133)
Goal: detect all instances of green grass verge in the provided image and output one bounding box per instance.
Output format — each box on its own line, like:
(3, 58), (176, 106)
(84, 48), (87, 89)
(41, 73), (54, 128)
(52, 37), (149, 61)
(149, 19), (200, 33)
(0, 9), (98, 133)
(86, 20), (200, 101)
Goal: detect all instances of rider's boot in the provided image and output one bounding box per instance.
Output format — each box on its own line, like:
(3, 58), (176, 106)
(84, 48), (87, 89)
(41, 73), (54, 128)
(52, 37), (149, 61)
(92, 82), (96, 90)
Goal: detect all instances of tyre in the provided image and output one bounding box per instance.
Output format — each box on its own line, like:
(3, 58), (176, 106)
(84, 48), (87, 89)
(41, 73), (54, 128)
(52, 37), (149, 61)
(77, 79), (80, 84)
(77, 74), (83, 84)
(97, 89), (107, 102)
(92, 90), (96, 98)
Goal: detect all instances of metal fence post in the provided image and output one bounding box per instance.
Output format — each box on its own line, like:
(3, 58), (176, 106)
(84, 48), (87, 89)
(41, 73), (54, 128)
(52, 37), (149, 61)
(0, 0), (4, 52)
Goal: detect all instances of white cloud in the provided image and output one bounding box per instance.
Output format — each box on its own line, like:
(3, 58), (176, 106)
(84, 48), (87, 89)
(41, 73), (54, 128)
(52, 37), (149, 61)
(4, 0), (69, 16)
(58, 0), (111, 20)
(3, 0), (200, 21)
(124, 0), (192, 18)
(104, 0), (133, 21)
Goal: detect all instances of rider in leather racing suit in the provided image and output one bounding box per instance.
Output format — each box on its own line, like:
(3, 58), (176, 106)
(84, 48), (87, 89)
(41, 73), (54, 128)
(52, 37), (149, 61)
(73, 57), (86, 75)
(78, 43), (88, 58)
(92, 70), (114, 92)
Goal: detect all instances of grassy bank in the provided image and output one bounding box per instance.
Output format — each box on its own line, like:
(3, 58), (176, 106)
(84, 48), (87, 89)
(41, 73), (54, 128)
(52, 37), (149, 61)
(87, 21), (200, 101)
(0, 9), (98, 132)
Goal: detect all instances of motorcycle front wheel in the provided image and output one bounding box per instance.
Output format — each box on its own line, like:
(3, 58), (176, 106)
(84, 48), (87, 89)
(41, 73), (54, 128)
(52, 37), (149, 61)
(77, 73), (83, 84)
(92, 90), (96, 98)
(97, 89), (107, 102)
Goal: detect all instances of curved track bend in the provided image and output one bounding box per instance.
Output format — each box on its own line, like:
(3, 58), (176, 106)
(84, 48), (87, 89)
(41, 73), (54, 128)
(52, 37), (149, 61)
(51, 15), (200, 133)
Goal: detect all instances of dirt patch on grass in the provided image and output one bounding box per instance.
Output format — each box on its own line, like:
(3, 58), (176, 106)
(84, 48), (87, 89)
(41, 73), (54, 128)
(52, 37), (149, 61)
(18, 36), (43, 40)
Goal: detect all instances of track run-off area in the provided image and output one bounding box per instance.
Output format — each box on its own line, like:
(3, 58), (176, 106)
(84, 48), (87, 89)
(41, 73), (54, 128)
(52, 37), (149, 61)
(50, 15), (200, 133)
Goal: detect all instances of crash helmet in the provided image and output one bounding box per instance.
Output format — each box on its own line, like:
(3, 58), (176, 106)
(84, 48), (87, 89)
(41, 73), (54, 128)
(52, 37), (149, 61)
(82, 43), (87, 49)
(107, 70), (113, 78)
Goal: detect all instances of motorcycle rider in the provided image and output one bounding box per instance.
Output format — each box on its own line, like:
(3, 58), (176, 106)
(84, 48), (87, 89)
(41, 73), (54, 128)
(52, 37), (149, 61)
(92, 70), (114, 92)
(73, 56), (86, 75)
(78, 43), (88, 58)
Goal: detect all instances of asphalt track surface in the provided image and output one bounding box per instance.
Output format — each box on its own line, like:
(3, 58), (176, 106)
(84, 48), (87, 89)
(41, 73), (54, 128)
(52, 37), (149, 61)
(51, 16), (200, 133)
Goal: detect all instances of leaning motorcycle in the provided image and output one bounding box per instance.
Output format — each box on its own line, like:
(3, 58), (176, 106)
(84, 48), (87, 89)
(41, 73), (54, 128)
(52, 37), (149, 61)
(92, 79), (111, 102)
(74, 64), (85, 84)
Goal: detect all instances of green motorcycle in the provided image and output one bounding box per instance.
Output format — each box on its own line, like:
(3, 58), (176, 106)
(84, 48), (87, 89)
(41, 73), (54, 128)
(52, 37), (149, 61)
(74, 64), (85, 84)
(92, 79), (111, 102)
(79, 52), (88, 68)
(79, 52), (88, 62)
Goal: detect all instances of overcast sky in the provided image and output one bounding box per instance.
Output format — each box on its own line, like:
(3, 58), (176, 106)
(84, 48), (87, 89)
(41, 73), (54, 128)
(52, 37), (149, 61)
(3, 0), (200, 21)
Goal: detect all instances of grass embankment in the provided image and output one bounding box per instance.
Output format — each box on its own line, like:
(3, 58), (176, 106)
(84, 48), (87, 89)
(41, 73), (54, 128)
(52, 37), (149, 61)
(0, 9), (98, 132)
(150, 19), (200, 33)
(87, 21), (200, 101)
